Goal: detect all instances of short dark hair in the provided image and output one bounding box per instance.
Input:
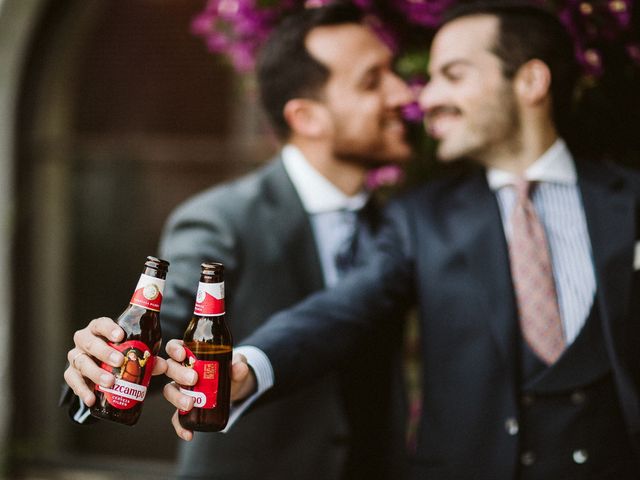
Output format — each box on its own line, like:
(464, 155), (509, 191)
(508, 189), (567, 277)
(442, 1), (580, 136)
(256, 2), (363, 140)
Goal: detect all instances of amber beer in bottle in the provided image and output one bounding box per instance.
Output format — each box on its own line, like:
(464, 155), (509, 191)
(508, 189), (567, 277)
(179, 262), (233, 431)
(90, 256), (169, 426)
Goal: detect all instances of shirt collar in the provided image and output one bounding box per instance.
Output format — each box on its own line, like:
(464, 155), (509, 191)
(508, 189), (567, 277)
(281, 144), (369, 214)
(486, 138), (577, 191)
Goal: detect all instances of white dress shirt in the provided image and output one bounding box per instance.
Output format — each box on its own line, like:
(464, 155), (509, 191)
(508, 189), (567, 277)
(487, 138), (596, 345)
(281, 144), (369, 287)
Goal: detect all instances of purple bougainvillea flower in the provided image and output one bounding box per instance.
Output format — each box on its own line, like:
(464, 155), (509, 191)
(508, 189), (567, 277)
(608, 0), (632, 29)
(392, 0), (455, 28)
(191, 0), (639, 82)
(576, 46), (605, 77)
(401, 79), (425, 122)
(366, 164), (406, 190)
(626, 43), (640, 65)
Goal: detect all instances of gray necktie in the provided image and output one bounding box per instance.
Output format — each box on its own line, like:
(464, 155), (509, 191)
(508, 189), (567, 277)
(334, 209), (359, 278)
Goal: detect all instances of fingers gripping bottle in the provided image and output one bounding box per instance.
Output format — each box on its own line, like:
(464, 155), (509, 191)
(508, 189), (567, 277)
(90, 256), (169, 426)
(179, 262), (233, 432)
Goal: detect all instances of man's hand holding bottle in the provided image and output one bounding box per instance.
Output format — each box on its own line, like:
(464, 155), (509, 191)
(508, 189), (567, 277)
(64, 318), (257, 439)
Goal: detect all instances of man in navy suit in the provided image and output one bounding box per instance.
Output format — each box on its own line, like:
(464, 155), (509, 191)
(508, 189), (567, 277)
(164, 2), (640, 478)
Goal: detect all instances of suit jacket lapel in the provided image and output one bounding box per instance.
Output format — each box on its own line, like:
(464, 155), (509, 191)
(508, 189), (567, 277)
(455, 173), (518, 368)
(577, 160), (635, 334)
(262, 157), (325, 295)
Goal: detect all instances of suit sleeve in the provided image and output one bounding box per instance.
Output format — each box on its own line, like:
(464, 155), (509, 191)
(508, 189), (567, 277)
(158, 189), (242, 351)
(240, 199), (416, 394)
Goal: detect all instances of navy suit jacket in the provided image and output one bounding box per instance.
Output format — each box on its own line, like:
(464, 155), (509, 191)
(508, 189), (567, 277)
(242, 159), (640, 479)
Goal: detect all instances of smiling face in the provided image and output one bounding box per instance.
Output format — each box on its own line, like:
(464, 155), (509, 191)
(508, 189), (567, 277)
(306, 23), (414, 167)
(419, 15), (522, 166)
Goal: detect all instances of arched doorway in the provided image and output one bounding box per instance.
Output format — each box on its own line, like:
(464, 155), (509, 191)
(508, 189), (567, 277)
(5, 0), (274, 476)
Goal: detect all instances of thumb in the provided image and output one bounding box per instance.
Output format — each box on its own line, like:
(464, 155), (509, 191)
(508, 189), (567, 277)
(152, 356), (168, 376)
(230, 354), (256, 401)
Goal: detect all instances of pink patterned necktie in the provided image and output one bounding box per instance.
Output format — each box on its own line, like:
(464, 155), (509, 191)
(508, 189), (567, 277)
(508, 179), (565, 365)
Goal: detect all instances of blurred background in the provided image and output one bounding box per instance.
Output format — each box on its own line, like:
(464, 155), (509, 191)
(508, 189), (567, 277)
(0, 0), (638, 478)
(1, 0), (273, 478)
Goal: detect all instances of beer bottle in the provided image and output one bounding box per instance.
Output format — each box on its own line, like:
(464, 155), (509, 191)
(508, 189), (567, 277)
(90, 256), (169, 426)
(179, 262), (233, 432)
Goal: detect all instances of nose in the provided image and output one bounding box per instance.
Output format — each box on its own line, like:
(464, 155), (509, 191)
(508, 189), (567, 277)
(385, 72), (414, 108)
(418, 82), (433, 112)
(418, 80), (447, 115)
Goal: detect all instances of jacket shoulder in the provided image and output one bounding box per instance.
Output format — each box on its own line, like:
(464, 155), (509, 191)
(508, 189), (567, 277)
(577, 158), (640, 197)
(392, 170), (481, 211)
(607, 162), (640, 189)
(165, 160), (285, 226)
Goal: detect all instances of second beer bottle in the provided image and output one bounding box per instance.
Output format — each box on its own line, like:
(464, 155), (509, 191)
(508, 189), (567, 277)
(179, 262), (233, 431)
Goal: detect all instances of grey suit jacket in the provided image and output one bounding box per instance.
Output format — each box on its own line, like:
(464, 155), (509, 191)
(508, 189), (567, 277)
(158, 157), (404, 479)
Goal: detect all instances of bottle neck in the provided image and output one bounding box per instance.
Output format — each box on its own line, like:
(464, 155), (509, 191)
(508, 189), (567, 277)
(143, 265), (167, 279)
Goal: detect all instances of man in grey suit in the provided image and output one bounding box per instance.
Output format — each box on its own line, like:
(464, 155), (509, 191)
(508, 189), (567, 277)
(64, 3), (413, 479)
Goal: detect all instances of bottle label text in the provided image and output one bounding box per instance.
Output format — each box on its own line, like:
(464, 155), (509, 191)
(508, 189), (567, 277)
(97, 340), (155, 410)
(178, 347), (220, 412)
(130, 274), (165, 312)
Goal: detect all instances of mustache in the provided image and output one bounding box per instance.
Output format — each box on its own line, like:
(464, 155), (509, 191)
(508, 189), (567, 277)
(423, 105), (462, 121)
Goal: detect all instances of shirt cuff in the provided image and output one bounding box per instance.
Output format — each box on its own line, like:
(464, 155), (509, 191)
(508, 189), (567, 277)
(221, 345), (274, 432)
(72, 398), (93, 424)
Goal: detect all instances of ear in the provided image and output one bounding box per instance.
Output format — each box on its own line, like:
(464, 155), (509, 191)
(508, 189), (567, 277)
(283, 98), (330, 139)
(514, 59), (551, 106)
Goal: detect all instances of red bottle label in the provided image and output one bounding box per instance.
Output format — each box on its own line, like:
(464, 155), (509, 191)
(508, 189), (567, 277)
(193, 281), (225, 316)
(178, 347), (219, 413)
(97, 340), (155, 410)
(130, 274), (165, 312)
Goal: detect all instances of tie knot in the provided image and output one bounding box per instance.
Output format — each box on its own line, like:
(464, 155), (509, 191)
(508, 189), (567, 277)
(335, 211), (359, 276)
(513, 178), (534, 200)
(340, 209), (358, 230)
